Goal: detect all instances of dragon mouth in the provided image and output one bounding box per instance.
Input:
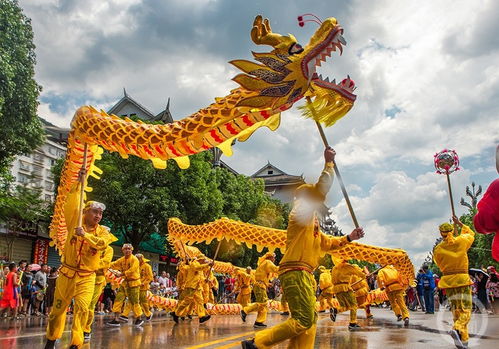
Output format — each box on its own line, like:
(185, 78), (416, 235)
(302, 25), (357, 101)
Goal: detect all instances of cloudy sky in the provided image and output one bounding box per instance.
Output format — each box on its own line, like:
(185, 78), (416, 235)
(19, 0), (499, 267)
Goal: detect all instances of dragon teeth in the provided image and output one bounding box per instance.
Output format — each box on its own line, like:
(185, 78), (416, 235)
(338, 34), (347, 45)
(324, 77), (330, 83)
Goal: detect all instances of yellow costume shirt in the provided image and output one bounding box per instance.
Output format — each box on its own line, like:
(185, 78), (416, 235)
(235, 269), (254, 296)
(280, 164), (349, 273)
(332, 261), (366, 293)
(110, 255), (141, 288)
(183, 260), (210, 289)
(377, 265), (404, 292)
(433, 225), (474, 289)
(319, 269), (334, 294)
(139, 262), (154, 291)
(255, 259), (279, 288)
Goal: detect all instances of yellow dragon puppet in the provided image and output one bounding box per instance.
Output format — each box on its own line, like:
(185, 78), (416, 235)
(51, 15), (357, 252)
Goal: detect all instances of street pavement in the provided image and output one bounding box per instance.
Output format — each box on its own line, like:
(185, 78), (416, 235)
(0, 307), (498, 348)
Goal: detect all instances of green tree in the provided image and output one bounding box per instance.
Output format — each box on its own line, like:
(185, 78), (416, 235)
(0, 0), (44, 173)
(88, 151), (223, 251)
(0, 174), (51, 260)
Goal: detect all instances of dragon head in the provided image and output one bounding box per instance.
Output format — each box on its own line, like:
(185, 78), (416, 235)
(231, 15), (356, 125)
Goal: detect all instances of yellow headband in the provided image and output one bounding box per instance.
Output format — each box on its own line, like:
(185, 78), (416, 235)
(84, 201), (106, 211)
(439, 222), (453, 233)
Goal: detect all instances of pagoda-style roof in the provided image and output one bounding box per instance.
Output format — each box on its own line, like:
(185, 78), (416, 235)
(251, 162), (305, 186)
(108, 88), (156, 119)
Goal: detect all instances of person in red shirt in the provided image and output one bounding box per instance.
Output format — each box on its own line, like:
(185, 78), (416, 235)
(0, 263), (19, 318)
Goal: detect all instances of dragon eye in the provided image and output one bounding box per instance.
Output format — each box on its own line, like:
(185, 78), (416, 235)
(289, 43), (304, 55)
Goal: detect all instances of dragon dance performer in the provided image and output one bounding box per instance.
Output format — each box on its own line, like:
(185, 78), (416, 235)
(241, 252), (279, 328)
(120, 253), (154, 321)
(107, 244), (144, 327)
(202, 268), (219, 305)
(350, 264), (373, 319)
(83, 245), (114, 341)
(171, 256), (213, 324)
(242, 147), (365, 349)
(317, 266), (335, 315)
(433, 216), (474, 349)
(235, 267), (254, 308)
(45, 201), (117, 349)
(330, 258), (366, 330)
(377, 265), (409, 326)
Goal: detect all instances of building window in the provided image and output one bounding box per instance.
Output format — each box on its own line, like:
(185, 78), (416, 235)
(32, 165), (43, 177)
(48, 146), (57, 155)
(130, 113), (137, 118)
(18, 173), (30, 184)
(19, 161), (30, 171)
(33, 152), (44, 163)
(45, 194), (52, 202)
(45, 181), (53, 191)
(267, 170), (274, 175)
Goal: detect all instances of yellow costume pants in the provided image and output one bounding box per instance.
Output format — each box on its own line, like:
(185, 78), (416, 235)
(203, 285), (215, 304)
(113, 286), (142, 317)
(243, 285), (268, 323)
(255, 271), (317, 349)
(446, 286), (472, 342)
(318, 292), (335, 310)
(122, 290), (152, 317)
(387, 289), (409, 319)
(46, 272), (96, 347)
(83, 275), (106, 333)
(175, 288), (206, 317)
(336, 291), (358, 323)
(237, 291), (251, 308)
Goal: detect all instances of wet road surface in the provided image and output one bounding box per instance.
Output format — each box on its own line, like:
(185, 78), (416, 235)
(1, 307), (498, 348)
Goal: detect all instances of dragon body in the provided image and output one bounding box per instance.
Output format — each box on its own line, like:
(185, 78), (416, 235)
(168, 218), (415, 286)
(51, 15), (357, 252)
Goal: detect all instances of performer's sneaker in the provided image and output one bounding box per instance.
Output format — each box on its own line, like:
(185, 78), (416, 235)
(107, 319), (121, 327)
(241, 338), (257, 349)
(348, 323), (362, 331)
(170, 312), (179, 324)
(330, 308), (338, 322)
(83, 332), (91, 341)
(145, 314), (153, 321)
(367, 314), (374, 319)
(404, 317), (409, 326)
(450, 329), (466, 349)
(397, 315), (403, 321)
(44, 339), (56, 349)
(253, 322), (267, 328)
(240, 310), (247, 323)
(199, 315), (211, 324)
(134, 318), (144, 327)
(280, 311), (289, 316)
(118, 315), (129, 322)
(187, 315), (192, 319)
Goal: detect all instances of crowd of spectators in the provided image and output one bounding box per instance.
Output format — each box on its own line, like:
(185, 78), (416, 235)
(2, 259), (498, 321)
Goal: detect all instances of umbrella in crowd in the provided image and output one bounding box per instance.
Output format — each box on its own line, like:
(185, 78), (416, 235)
(469, 268), (489, 279)
(29, 263), (41, 272)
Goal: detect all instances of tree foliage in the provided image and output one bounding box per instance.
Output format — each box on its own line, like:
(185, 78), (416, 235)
(0, 0), (44, 173)
(0, 173), (51, 232)
(84, 149), (290, 265)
